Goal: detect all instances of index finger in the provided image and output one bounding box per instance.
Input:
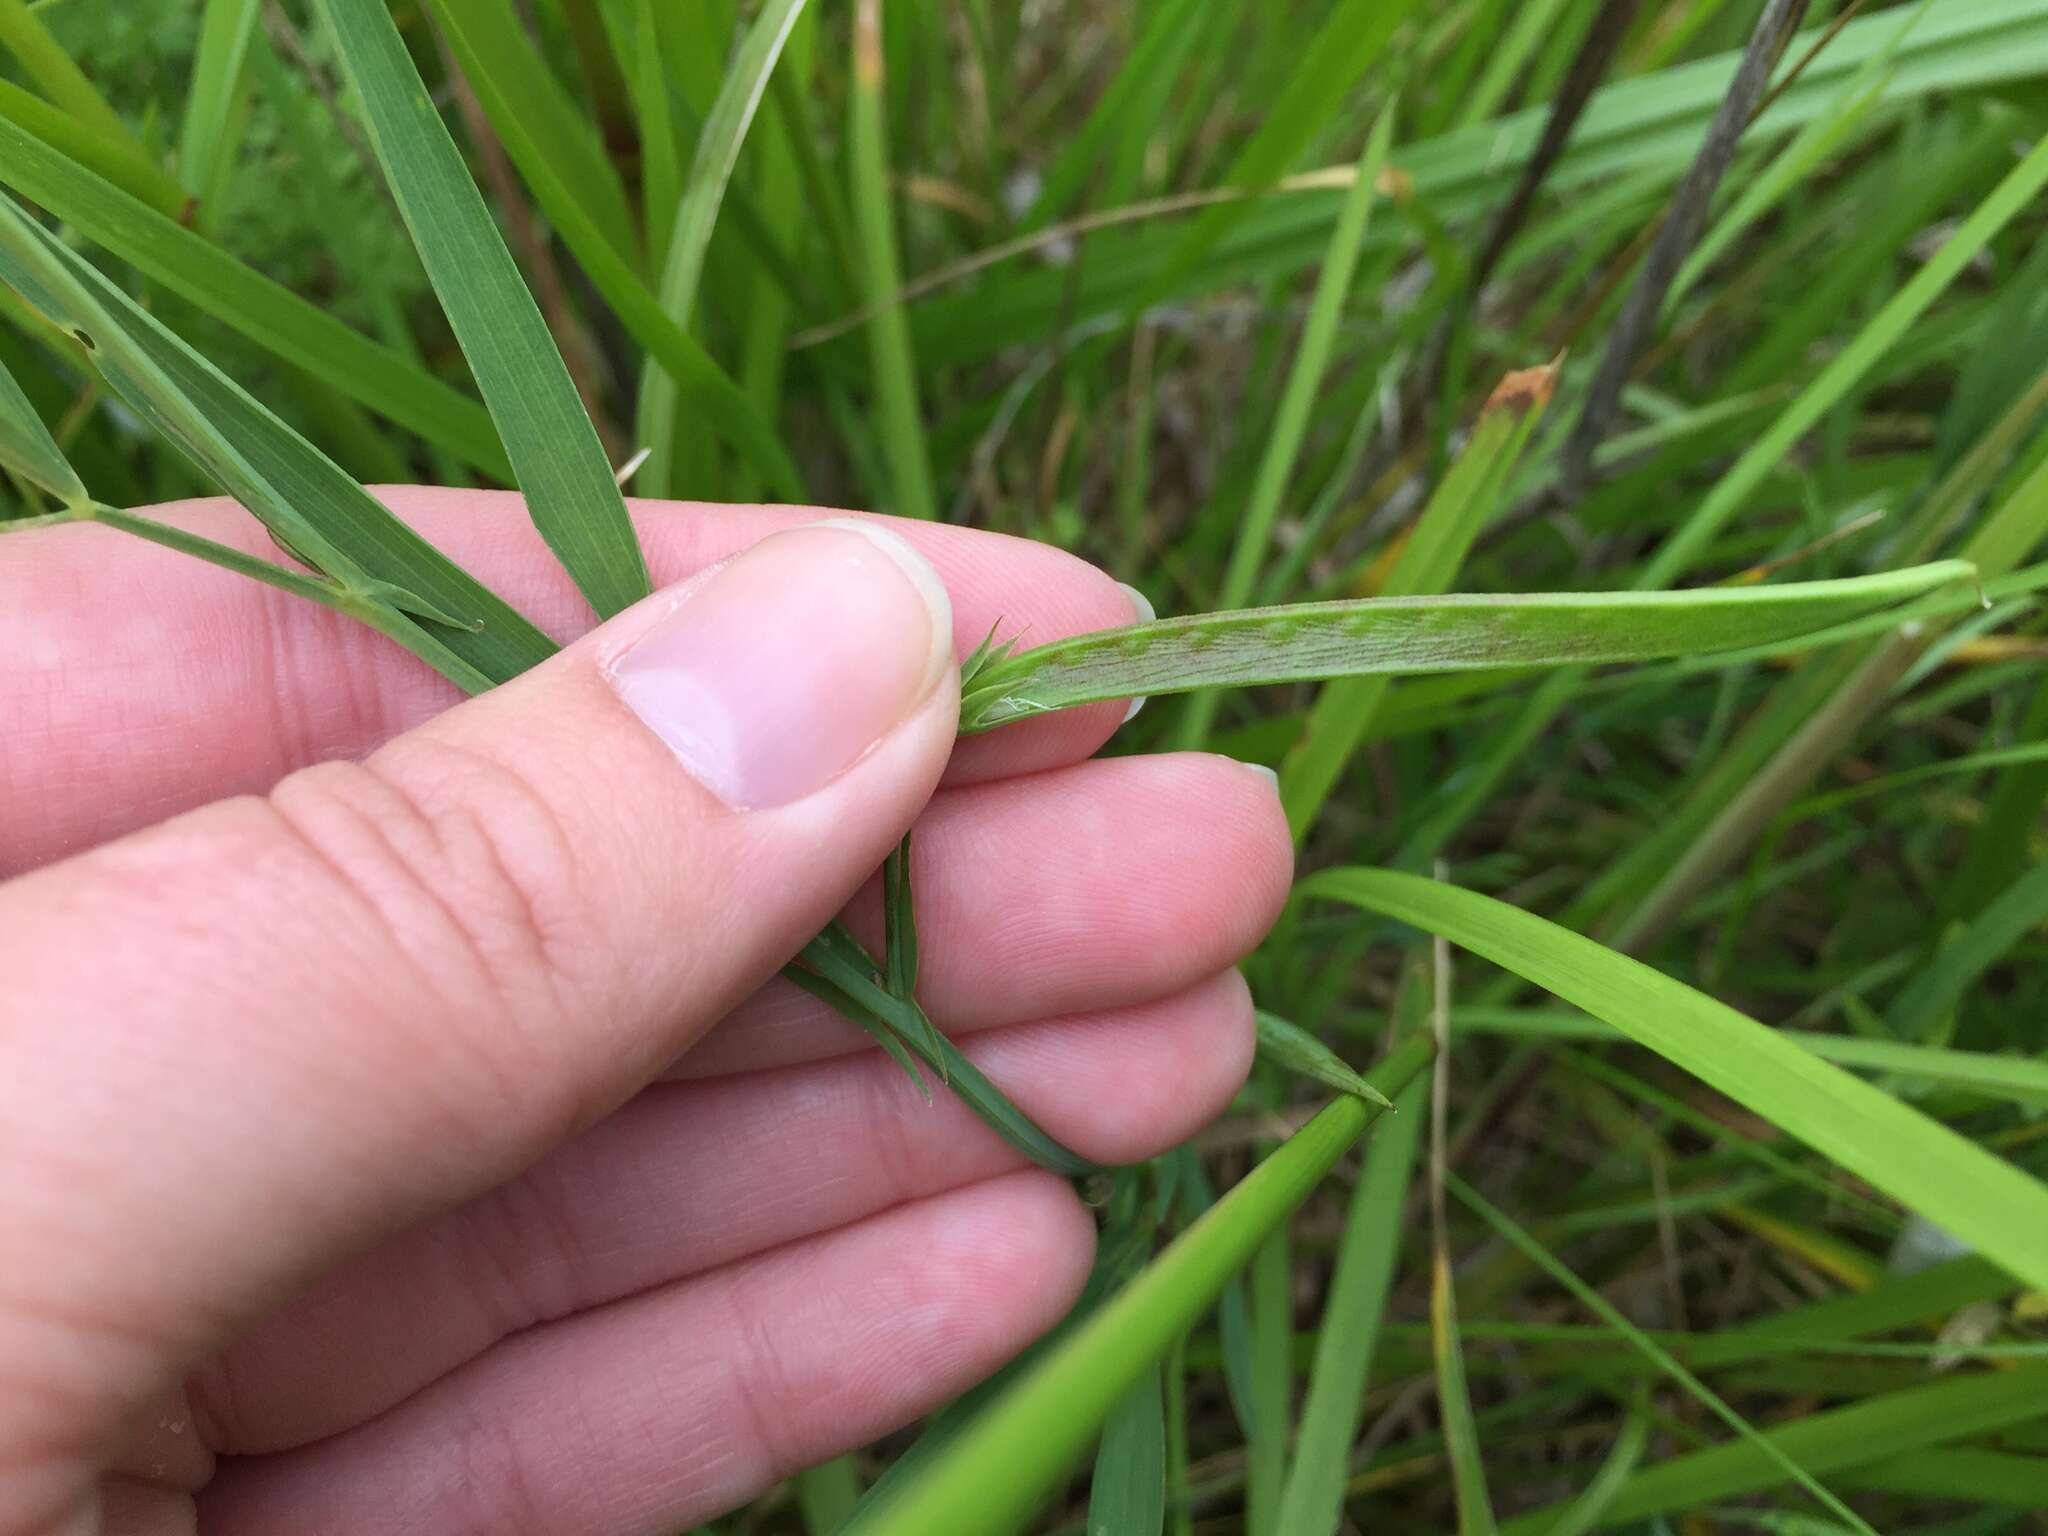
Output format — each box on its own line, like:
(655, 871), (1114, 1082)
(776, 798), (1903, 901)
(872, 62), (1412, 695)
(1, 488), (1140, 873)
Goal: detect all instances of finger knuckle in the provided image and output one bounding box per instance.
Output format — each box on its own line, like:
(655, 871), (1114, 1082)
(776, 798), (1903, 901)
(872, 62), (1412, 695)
(266, 746), (598, 1117)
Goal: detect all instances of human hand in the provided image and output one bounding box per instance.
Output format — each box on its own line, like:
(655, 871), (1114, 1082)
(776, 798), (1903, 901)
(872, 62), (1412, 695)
(0, 493), (1292, 1536)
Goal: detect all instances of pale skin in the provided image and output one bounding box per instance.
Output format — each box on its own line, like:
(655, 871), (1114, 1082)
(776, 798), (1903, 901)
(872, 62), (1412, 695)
(0, 490), (1294, 1536)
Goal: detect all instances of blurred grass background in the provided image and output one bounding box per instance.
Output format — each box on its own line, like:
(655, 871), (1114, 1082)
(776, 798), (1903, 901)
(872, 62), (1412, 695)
(9, 0), (2048, 1530)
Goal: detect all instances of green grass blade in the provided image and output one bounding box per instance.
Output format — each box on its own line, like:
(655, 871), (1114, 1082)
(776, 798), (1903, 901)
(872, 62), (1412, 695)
(1175, 105), (1393, 750)
(1887, 862), (2048, 1042)
(799, 1457), (864, 1534)
(428, 0), (639, 270)
(1499, 1362), (2048, 1533)
(0, 78), (185, 220)
(863, 1036), (1435, 1536)
(848, 0), (936, 521)
(634, 0), (808, 499)
(0, 194), (553, 689)
(1271, 1048), (1425, 1536)
(1280, 368), (1554, 838)
(317, 0), (650, 619)
(1302, 869), (2048, 1293)
(1541, 1409), (1650, 1536)
(0, 0), (150, 163)
(180, 0), (263, 230)
(0, 344), (86, 507)
(1646, 127), (2048, 587)
(793, 928), (1096, 1178)
(1137, 0), (1424, 310)
(1430, 1235), (1496, 1536)
(1244, 1226), (1291, 1536)
(0, 116), (508, 477)
(1254, 1010), (1394, 1108)
(1087, 1368), (1166, 1536)
(423, 2), (798, 502)
(1459, 1006), (2048, 1112)
(960, 562), (1975, 732)
(1451, 1175), (1876, 1535)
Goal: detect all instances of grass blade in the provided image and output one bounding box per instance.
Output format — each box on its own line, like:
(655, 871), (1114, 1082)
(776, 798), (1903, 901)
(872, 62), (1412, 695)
(1280, 365), (1555, 838)
(0, 116), (507, 476)
(1175, 104), (1393, 749)
(635, 0), (808, 497)
(1087, 1368), (1166, 1536)
(863, 1036), (1435, 1536)
(1271, 1028), (1425, 1535)
(0, 81), (183, 221)
(1452, 1174), (1876, 1535)
(960, 561), (1975, 732)
(1254, 1010), (1394, 1109)
(317, 0), (650, 619)
(0, 345), (85, 507)
(793, 927), (1095, 1178)
(1538, 1408), (1650, 1536)
(1501, 1361), (2048, 1533)
(1886, 862), (2048, 1042)
(848, 0), (936, 521)
(180, 0), (263, 229)
(1302, 868), (2048, 1293)
(0, 0), (149, 163)
(427, 0), (639, 270)
(0, 192), (551, 689)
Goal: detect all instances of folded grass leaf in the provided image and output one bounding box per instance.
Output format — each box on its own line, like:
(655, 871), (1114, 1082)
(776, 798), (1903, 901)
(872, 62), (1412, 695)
(1253, 1010), (1394, 1109)
(316, 0), (650, 619)
(959, 561), (1976, 732)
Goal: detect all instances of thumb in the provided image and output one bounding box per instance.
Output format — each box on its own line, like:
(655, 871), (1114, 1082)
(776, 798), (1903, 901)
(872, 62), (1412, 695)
(0, 520), (957, 1518)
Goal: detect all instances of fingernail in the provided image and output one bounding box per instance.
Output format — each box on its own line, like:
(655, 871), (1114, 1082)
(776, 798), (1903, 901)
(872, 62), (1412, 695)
(1243, 762), (1280, 796)
(1116, 582), (1155, 725)
(604, 520), (952, 809)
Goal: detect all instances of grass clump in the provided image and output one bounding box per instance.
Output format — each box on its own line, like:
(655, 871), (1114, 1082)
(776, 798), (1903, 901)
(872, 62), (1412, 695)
(7, 1), (2048, 1531)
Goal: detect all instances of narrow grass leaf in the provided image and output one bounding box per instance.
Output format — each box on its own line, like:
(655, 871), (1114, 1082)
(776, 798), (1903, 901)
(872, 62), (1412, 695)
(1887, 862), (2048, 1042)
(960, 561), (1975, 732)
(633, 0), (807, 497)
(0, 0), (150, 163)
(1281, 365), (1555, 838)
(0, 116), (507, 476)
(863, 1037), (1434, 1536)
(1542, 1409), (1651, 1536)
(1430, 1240), (1496, 1536)
(1244, 1227), (1291, 1536)
(848, 0), (936, 521)
(1304, 869), (2048, 1292)
(317, 0), (650, 618)
(430, 0), (800, 499)
(0, 80), (184, 220)
(1451, 1174), (1876, 1536)
(0, 346), (86, 507)
(0, 194), (552, 689)
(1459, 1006), (2048, 1112)
(1254, 1011), (1394, 1108)
(793, 927), (1095, 1177)
(180, 0), (263, 228)
(1087, 1368), (1166, 1536)
(1272, 1047), (1425, 1536)
(1499, 1362), (2048, 1533)
(1175, 104), (1393, 750)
